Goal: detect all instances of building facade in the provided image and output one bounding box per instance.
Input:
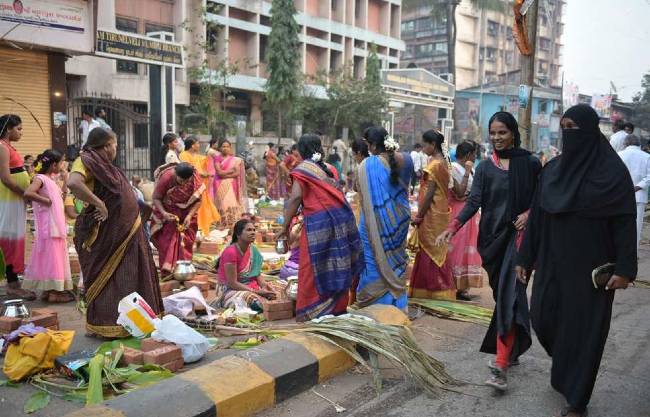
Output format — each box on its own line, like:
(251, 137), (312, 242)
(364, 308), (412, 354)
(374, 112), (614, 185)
(401, 0), (564, 90)
(197, 0), (405, 136)
(0, 0), (95, 156)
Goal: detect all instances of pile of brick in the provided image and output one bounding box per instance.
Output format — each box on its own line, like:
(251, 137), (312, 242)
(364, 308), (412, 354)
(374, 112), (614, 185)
(196, 241), (220, 255)
(0, 308), (60, 334)
(262, 299), (295, 321)
(159, 274), (212, 299)
(120, 337), (184, 372)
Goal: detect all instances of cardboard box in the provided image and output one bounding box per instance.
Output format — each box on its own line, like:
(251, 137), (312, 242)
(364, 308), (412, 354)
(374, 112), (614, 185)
(143, 345), (182, 365)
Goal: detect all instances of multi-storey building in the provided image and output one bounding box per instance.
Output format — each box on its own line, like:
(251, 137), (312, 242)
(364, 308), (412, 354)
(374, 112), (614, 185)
(198, 0), (405, 136)
(401, 0), (564, 90)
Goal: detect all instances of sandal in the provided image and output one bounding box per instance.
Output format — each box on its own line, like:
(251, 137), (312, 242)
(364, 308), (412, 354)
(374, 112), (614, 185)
(48, 291), (76, 303)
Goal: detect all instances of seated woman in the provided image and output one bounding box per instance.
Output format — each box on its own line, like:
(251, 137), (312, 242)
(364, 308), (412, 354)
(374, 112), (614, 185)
(212, 219), (283, 312)
(150, 162), (203, 275)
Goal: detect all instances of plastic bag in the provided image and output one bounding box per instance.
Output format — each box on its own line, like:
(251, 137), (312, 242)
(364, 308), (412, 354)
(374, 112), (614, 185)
(116, 292), (159, 338)
(163, 286), (216, 320)
(151, 315), (210, 363)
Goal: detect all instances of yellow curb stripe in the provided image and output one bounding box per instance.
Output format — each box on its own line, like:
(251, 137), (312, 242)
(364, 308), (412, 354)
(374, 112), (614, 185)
(179, 355), (275, 417)
(354, 304), (411, 326)
(64, 405), (126, 417)
(283, 332), (356, 382)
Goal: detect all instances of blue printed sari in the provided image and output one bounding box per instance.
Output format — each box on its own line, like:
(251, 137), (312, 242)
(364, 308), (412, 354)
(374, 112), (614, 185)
(355, 153), (413, 309)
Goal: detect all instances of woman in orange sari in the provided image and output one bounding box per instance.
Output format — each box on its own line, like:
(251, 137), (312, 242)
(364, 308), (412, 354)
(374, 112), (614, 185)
(179, 136), (220, 236)
(211, 139), (247, 228)
(409, 130), (455, 300)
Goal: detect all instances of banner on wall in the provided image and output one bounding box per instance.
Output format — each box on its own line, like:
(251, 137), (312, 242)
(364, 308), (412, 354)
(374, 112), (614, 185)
(0, 0), (85, 33)
(562, 82), (579, 110)
(590, 94), (612, 119)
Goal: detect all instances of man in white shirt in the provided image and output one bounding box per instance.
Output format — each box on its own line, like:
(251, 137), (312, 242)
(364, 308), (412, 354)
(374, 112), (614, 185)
(409, 143), (429, 195)
(618, 134), (650, 252)
(79, 110), (101, 146)
(609, 119), (628, 152)
(94, 108), (111, 130)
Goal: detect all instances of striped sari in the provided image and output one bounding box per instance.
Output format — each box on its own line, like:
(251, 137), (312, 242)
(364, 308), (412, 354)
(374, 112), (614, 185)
(290, 161), (363, 321)
(355, 154), (413, 310)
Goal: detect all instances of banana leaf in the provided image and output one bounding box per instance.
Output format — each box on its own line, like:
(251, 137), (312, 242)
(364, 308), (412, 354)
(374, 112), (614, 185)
(409, 298), (493, 326)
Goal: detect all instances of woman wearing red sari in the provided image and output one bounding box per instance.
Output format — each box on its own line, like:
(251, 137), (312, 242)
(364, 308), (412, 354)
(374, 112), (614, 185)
(265, 143), (284, 200)
(151, 162), (203, 274)
(282, 134), (363, 321)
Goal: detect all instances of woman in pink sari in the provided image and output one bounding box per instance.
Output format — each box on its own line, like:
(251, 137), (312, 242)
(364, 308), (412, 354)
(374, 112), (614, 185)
(23, 150), (74, 302)
(447, 141), (483, 300)
(151, 162), (203, 274)
(211, 139), (246, 227)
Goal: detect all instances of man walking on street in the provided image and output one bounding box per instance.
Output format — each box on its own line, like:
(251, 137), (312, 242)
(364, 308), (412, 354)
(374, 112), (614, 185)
(79, 110), (100, 146)
(619, 134), (650, 253)
(410, 143), (428, 195)
(609, 119), (628, 152)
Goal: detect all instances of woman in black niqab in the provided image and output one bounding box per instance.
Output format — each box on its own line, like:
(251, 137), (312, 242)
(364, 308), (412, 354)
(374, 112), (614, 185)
(516, 104), (637, 417)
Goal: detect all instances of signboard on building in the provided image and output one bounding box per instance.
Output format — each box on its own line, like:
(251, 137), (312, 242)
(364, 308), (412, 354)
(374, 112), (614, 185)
(382, 69), (455, 99)
(95, 30), (184, 68)
(0, 0), (84, 32)
(590, 94), (612, 119)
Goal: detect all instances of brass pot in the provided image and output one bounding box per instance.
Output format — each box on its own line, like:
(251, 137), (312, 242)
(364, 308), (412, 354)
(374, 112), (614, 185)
(173, 260), (196, 282)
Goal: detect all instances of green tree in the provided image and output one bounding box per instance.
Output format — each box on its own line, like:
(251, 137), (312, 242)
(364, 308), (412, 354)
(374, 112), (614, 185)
(266, 0), (302, 139)
(631, 70), (650, 133)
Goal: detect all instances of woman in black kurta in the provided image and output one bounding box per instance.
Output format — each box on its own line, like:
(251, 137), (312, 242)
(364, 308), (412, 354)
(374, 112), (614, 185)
(516, 104), (637, 417)
(439, 112), (541, 391)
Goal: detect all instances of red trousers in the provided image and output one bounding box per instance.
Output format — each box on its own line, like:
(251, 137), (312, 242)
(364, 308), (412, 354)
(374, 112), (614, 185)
(495, 327), (516, 369)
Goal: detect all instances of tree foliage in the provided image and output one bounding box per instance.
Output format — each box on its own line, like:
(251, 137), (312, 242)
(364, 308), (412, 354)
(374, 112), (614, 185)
(631, 70), (650, 133)
(266, 0), (302, 137)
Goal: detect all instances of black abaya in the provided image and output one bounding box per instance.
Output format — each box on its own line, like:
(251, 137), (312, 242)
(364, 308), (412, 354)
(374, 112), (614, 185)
(456, 155), (541, 360)
(518, 189), (637, 411)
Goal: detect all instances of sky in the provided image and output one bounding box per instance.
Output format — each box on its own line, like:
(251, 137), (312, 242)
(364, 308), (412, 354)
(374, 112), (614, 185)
(562, 0), (650, 101)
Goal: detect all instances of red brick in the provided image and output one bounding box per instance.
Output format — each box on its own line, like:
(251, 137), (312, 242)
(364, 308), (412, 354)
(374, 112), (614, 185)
(159, 280), (181, 293)
(143, 345), (182, 365)
(183, 280), (210, 292)
(197, 241), (220, 254)
(262, 299), (294, 313)
(0, 316), (22, 333)
(120, 347), (144, 366)
(141, 338), (174, 352)
(263, 309), (294, 321)
(32, 308), (58, 320)
(22, 313), (58, 328)
(162, 357), (184, 373)
(70, 257), (80, 274)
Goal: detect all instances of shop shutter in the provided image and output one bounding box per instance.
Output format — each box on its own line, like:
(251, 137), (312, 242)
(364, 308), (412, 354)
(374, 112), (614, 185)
(0, 47), (51, 157)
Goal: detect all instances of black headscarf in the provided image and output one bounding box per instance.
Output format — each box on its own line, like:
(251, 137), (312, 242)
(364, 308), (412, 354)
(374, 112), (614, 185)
(540, 104), (636, 217)
(489, 112), (541, 221)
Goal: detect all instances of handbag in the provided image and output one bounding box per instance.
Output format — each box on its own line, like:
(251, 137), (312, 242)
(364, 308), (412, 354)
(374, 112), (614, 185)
(592, 263), (616, 289)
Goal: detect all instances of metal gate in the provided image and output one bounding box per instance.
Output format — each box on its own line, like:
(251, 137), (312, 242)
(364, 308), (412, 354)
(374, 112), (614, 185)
(67, 94), (155, 179)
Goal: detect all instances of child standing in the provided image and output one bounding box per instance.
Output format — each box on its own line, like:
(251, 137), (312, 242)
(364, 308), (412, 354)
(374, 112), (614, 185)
(23, 150), (74, 302)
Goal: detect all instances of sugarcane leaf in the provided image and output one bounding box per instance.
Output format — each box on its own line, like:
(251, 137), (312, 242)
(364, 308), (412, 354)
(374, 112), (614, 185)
(63, 390), (88, 404)
(24, 391), (50, 414)
(126, 370), (173, 387)
(86, 354), (104, 405)
(0, 378), (19, 387)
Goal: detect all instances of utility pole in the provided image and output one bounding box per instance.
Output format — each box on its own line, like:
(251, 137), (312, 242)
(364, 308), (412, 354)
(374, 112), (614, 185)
(517, 0), (539, 150)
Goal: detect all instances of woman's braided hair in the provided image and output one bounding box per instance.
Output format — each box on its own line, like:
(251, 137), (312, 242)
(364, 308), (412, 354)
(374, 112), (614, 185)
(297, 133), (334, 178)
(364, 126), (399, 184)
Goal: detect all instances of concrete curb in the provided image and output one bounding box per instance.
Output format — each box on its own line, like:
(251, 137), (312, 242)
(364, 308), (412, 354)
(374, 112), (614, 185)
(64, 305), (409, 417)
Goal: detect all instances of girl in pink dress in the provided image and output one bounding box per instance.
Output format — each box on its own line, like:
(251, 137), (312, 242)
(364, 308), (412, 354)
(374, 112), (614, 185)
(23, 150), (73, 303)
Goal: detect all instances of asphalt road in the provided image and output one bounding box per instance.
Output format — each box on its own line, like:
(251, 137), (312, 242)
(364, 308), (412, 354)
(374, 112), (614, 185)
(260, 248), (650, 417)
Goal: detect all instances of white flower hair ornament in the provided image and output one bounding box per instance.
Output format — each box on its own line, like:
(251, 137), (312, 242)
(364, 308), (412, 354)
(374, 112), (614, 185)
(311, 152), (322, 162)
(384, 135), (400, 152)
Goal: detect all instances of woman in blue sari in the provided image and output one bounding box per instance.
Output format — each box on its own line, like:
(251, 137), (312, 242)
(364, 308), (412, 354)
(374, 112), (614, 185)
(354, 126), (414, 310)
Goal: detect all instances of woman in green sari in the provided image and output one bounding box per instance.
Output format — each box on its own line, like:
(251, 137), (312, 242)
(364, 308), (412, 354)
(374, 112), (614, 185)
(212, 219), (284, 311)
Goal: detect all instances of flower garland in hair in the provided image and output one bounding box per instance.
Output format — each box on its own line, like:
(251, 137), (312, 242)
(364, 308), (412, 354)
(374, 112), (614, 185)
(311, 152), (322, 162)
(384, 134), (400, 152)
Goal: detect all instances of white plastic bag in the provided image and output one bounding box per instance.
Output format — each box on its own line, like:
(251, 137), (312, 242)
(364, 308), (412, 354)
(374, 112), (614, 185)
(116, 292), (160, 338)
(162, 286), (216, 320)
(151, 315), (210, 363)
